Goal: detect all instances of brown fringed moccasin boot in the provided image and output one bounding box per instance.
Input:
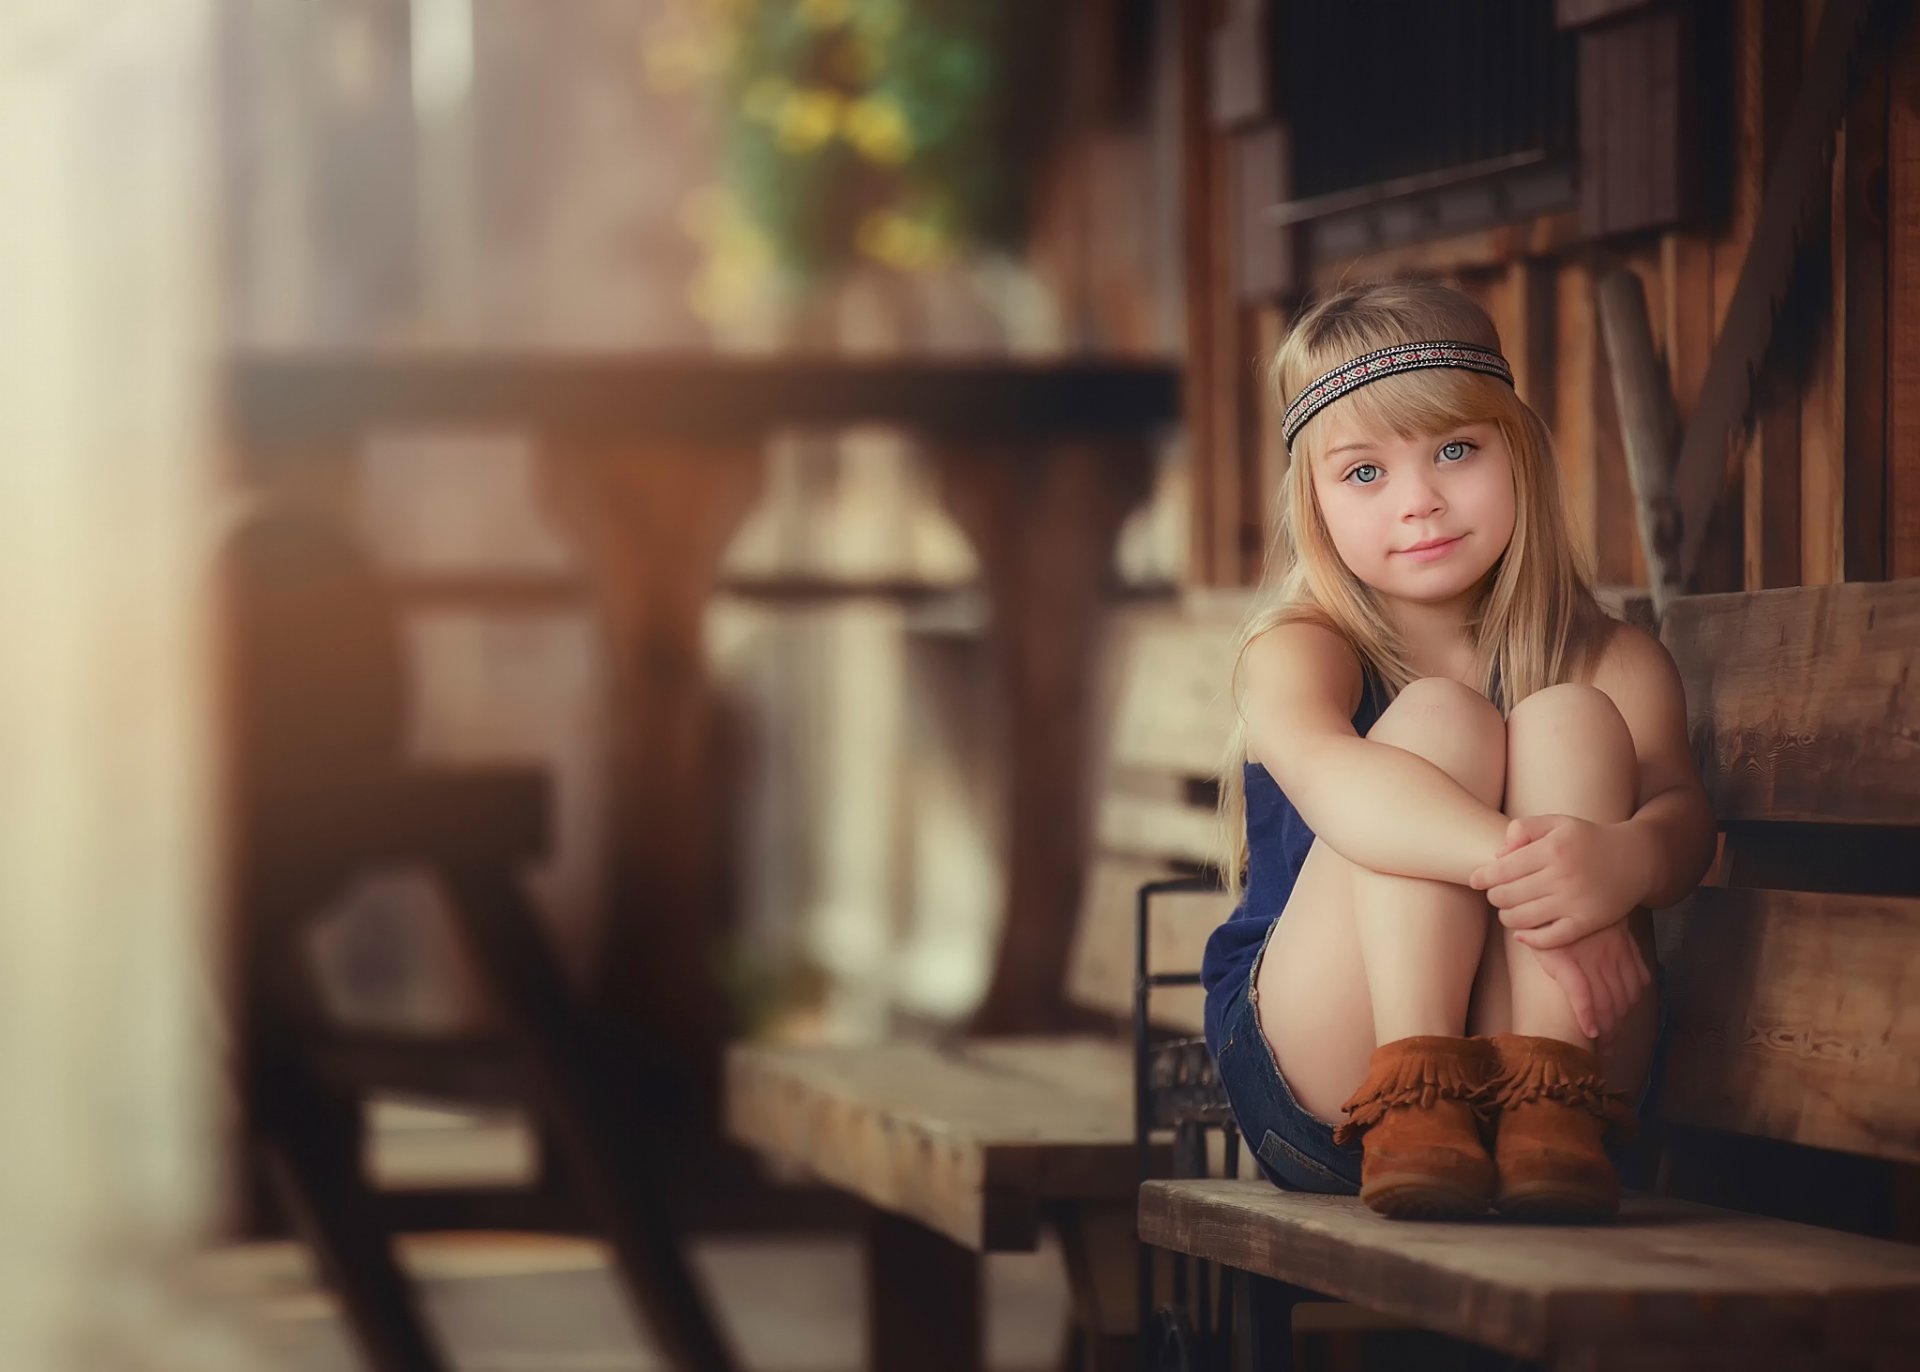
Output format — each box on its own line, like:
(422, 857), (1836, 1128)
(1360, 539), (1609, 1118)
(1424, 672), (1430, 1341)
(1332, 1035), (1498, 1219)
(1482, 1033), (1635, 1221)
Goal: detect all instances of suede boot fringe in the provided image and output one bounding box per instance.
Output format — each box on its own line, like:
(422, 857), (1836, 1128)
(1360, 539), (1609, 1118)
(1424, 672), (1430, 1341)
(1333, 1036), (1497, 1148)
(1479, 1041), (1637, 1141)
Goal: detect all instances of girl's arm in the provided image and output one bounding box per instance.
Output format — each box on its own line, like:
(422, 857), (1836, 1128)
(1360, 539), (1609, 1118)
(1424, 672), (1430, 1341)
(1240, 621), (1508, 888)
(1587, 623), (1719, 908)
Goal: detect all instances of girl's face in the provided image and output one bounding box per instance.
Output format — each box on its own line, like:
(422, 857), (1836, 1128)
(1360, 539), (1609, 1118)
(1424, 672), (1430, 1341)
(1308, 416), (1517, 607)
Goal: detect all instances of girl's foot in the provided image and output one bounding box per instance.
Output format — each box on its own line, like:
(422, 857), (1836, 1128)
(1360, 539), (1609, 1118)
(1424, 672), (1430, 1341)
(1334, 1035), (1498, 1219)
(1482, 1032), (1634, 1221)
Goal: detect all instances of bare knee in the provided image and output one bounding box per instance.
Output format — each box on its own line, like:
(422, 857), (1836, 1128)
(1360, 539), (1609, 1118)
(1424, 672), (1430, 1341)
(1367, 676), (1505, 806)
(1506, 683), (1636, 817)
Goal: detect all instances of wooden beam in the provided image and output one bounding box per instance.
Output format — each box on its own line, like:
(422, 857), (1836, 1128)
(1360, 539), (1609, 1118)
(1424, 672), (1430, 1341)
(1842, 44), (1890, 581)
(1676, 0), (1877, 591)
(1890, 3), (1920, 577)
(1552, 262), (1600, 573)
(1595, 268), (1685, 614)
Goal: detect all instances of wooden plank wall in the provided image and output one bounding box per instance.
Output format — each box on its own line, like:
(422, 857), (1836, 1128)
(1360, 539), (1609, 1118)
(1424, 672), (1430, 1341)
(1185, 0), (1920, 593)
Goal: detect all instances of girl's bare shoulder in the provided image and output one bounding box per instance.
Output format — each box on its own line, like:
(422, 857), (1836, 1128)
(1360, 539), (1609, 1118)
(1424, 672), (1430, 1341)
(1242, 616), (1366, 719)
(1585, 616), (1687, 714)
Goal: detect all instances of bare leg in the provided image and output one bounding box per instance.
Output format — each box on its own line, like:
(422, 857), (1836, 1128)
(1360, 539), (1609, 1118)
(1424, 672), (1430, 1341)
(1501, 683), (1660, 1097)
(1255, 678), (1507, 1125)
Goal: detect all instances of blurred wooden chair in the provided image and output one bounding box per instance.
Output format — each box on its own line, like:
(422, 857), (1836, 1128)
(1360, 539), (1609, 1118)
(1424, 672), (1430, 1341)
(218, 500), (737, 1372)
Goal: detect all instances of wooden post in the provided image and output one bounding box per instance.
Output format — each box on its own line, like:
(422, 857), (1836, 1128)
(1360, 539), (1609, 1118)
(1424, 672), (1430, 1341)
(539, 441), (766, 1120)
(934, 438), (1157, 1035)
(866, 1210), (980, 1372)
(1595, 268), (1685, 617)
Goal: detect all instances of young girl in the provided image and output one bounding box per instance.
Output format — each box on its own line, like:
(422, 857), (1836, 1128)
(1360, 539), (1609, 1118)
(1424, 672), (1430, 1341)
(1200, 278), (1717, 1222)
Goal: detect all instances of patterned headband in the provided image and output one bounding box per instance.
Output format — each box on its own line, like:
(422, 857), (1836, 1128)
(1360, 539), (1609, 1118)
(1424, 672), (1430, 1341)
(1281, 340), (1514, 451)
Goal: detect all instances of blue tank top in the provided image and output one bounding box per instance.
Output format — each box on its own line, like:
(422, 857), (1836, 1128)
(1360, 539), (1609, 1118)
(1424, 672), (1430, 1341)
(1197, 663), (1499, 1059)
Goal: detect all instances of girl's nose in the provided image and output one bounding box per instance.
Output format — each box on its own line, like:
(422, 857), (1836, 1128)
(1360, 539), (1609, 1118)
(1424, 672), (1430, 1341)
(1402, 477), (1445, 519)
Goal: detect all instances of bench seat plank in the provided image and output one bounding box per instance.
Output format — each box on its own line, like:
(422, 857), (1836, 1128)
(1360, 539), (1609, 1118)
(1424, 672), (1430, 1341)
(726, 1038), (1144, 1251)
(1138, 1180), (1920, 1362)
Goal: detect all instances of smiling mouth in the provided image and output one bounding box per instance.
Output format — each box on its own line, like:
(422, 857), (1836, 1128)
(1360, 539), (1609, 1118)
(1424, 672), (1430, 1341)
(1399, 535), (1464, 555)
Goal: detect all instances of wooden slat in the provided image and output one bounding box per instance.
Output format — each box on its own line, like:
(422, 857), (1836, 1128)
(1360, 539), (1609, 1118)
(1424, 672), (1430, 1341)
(1661, 581), (1920, 825)
(723, 1038), (1143, 1252)
(1137, 1182), (1920, 1363)
(1066, 855), (1232, 1030)
(1841, 42), (1890, 582)
(308, 1033), (527, 1105)
(1652, 886), (1920, 1163)
(1891, 7), (1920, 578)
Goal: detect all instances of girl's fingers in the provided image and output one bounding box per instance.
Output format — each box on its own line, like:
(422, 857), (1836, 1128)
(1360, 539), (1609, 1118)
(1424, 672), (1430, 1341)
(1496, 898), (1558, 931)
(1606, 961), (1635, 1022)
(1488, 873), (1553, 911)
(1562, 970), (1596, 1040)
(1515, 917), (1579, 950)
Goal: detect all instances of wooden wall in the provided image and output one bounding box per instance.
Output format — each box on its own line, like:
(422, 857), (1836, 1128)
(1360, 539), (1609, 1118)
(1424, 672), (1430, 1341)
(1182, 0), (1920, 595)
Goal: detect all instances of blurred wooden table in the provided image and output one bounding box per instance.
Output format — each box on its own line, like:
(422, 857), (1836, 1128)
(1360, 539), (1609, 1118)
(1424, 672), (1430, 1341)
(227, 352), (1180, 1123)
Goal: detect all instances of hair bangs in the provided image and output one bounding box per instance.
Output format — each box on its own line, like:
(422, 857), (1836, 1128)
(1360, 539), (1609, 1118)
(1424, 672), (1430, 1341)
(1293, 366), (1511, 470)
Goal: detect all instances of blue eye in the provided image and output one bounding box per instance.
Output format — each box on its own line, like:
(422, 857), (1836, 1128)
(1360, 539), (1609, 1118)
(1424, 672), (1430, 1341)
(1438, 439), (1474, 463)
(1345, 463), (1383, 486)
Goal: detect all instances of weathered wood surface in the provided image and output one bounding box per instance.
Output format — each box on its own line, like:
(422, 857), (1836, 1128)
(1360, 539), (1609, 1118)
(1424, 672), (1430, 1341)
(1653, 887), (1920, 1163)
(725, 1037), (1148, 1251)
(1661, 580), (1920, 825)
(1137, 1181), (1920, 1364)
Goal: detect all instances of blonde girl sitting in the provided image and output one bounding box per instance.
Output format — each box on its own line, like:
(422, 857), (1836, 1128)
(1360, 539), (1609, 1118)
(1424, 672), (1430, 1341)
(1199, 277), (1717, 1222)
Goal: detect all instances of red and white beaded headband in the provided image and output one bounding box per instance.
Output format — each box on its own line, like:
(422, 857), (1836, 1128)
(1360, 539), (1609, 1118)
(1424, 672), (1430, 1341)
(1281, 341), (1513, 451)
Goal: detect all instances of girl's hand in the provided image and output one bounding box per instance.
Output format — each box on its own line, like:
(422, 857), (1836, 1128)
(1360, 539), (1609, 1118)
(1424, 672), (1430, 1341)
(1468, 814), (1645, 950)
(1523, 921), (1654, 1042)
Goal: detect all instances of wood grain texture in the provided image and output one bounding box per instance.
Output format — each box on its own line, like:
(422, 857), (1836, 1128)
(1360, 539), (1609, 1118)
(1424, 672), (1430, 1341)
(1137, 1181), (1920, 1362)
(1660, 581), (1920, 825)
(1652, 886), (1920, 1163)
(1842, 42), (1890, 582)
(724, 1038), (1145, 1251)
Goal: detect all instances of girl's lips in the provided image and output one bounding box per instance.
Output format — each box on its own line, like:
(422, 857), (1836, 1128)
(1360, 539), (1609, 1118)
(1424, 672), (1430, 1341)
(1397, 534), (1465, 562)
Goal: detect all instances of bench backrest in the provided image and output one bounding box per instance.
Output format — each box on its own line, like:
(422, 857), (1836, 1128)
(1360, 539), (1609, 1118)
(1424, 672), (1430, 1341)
(1066, 594), (1249, 1031)
(1655, 580), (1920, 1165)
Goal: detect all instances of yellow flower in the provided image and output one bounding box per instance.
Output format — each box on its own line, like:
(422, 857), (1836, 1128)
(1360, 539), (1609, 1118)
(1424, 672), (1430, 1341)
(842, 96), (911, 165)
(857, 211), (950, 271)
(798, 0), (851, 28)
(775, 88), (843, 153)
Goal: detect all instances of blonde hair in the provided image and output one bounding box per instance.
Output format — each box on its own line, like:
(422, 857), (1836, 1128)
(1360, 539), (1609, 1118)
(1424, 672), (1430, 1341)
(1218, 276), (1613, 900)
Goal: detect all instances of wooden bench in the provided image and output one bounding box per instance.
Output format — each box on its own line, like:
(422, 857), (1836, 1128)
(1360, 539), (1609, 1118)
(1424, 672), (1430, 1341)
(1137, 580), (1920, 1371)
(724, 597), (1245, 1371)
